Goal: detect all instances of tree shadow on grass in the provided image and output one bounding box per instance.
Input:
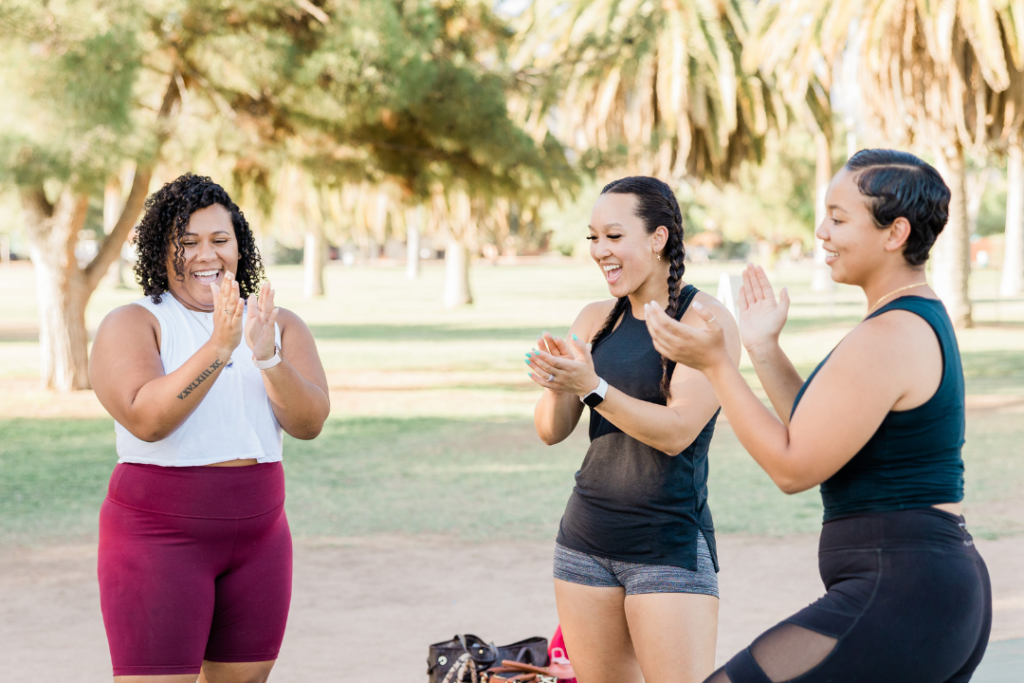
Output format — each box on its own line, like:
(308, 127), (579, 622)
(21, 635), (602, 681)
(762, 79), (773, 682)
(961, 350), (1024, 382)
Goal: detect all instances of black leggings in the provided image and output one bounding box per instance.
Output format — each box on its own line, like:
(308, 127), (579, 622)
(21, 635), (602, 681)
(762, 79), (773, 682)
(708, 508), (992, 683)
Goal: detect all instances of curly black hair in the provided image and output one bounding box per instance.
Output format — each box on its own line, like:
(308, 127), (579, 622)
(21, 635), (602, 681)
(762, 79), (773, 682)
(845, 149), (950, 266)
(133, 173), (265, 302)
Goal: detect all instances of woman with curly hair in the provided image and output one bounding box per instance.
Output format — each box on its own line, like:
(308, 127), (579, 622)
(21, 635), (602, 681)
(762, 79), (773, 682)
(528, 177), (740, 683)
(89, 173), (330, 683)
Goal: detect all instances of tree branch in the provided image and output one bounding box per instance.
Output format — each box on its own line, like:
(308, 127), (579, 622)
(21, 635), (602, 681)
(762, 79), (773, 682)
(85, 71), (181, 291)
(18, 185), (54, 226)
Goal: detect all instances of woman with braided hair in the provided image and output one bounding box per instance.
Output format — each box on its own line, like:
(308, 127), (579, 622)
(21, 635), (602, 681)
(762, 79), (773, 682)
(528, 176), (741, 683)
(89, 173), (330, 683)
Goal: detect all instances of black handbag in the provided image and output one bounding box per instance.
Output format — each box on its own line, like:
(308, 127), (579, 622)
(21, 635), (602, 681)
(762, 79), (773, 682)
(427, 634), (548, 683)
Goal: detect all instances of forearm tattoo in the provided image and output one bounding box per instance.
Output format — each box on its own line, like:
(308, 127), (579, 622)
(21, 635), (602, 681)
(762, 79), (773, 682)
(177, 360), (224, 400)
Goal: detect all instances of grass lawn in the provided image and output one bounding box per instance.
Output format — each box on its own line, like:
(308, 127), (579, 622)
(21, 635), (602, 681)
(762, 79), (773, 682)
(1, 260), (1022, 545)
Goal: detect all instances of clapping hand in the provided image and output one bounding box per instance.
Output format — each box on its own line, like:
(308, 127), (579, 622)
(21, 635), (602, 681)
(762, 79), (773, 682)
(245, 282), (280, 361)
(645, 299), (728, 372)
(527, 333), (600, 397)
(210, 271), (245, 358)
(738, 264), (789, 354)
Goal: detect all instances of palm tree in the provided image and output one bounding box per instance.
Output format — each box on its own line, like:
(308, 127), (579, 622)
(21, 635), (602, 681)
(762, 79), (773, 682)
(747, 5), (836, 290)
(756, 0), (1024, 327)
(513, 0), (780, 184)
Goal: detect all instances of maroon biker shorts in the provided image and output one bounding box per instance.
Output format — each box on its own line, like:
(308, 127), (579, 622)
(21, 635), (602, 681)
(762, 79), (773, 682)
(98, 462), (292, 677)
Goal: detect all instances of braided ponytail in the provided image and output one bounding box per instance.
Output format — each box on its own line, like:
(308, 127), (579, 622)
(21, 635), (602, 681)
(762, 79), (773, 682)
(598, 176), (686, 399)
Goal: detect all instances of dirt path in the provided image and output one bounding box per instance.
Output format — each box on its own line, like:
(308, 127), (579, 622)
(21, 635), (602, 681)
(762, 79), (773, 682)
(3, 533), (1023, 682)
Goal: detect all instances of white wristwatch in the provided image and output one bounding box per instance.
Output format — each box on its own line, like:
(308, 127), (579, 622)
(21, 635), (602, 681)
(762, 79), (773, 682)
(581, 377), (609, 408)
(252, 345), (282, 370)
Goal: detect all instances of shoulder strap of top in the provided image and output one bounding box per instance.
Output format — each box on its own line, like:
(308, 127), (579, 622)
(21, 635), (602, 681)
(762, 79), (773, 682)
(675, 284), (698, 321)
(662, 285), (700, 387)
(866, 295), (956, 388)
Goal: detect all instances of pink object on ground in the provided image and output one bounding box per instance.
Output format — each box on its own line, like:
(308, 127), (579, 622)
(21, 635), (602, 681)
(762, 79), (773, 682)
(548, 625), (577, 682)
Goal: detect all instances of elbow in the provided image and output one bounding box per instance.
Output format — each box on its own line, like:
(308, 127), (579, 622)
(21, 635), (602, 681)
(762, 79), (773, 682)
(132, 424), (170, 443)
(659, 434), (697, 456)
(284, 399), (330, 440)
(539, 432), (564, 446)
(288, 416), (328, 440)
(773, 473), (815, 495)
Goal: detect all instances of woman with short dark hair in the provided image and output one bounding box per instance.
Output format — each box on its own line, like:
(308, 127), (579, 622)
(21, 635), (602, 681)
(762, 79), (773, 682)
(528, 176), (740, 683)
(645, 149), (992, 682)
(90, 173), (330, 683)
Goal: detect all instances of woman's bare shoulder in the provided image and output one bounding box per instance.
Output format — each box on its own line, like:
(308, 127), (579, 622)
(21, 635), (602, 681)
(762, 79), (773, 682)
(97, 302), (158, 335)
(573, 299), (618, 340)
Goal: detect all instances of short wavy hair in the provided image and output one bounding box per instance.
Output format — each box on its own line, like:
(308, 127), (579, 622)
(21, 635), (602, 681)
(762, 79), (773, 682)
(845, 149), (950, 266)
(133, 173), (264, 303)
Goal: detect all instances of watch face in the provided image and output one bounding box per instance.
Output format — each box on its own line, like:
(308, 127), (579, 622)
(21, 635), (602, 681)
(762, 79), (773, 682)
(583, 392), (604, 408)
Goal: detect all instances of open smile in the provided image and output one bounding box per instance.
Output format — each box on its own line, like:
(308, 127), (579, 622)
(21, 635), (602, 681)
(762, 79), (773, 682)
(192, 268), (223, 285)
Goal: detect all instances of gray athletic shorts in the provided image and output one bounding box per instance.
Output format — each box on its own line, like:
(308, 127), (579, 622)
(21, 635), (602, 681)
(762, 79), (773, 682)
(553, 531), (719, 597)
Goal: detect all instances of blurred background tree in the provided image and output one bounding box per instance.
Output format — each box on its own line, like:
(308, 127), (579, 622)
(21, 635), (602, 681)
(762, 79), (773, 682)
(0, 0), (574, 390)
(5, 0), (1024, 391)
(756, 0), (1024, 327)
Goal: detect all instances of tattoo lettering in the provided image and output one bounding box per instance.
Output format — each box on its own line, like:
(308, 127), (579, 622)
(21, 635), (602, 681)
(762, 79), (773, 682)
(177, 359), (224, 400)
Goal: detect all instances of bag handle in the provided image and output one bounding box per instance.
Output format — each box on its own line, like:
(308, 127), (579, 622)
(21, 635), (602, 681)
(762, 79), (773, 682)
(458, 634), (498, 666)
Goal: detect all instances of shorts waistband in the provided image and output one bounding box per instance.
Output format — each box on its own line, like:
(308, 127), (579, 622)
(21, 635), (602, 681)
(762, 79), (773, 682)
(820, 507), (972, 553)
(107, 462), (285, 519)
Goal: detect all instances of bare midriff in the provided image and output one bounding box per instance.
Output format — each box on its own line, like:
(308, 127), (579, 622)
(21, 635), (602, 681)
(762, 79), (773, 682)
(205, 458), (261, 467)
(933, 502), (963, 516)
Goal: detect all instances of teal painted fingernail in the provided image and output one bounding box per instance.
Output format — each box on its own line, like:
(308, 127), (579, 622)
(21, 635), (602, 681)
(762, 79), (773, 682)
(524, 359), (531, 365)
(572, 334), (579, 341)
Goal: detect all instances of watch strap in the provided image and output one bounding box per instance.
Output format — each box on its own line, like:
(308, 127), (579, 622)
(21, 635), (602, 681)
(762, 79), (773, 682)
(253, 345), (282, 370)
(581, 377), (608, 408)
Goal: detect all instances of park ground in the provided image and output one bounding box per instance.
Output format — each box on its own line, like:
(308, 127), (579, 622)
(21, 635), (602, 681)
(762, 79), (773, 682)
(1, 259), (1022, 681)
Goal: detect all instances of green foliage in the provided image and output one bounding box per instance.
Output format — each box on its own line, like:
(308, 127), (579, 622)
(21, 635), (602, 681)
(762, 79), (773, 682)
(0, 1), (150, 192)
(687, 130), (816, 246)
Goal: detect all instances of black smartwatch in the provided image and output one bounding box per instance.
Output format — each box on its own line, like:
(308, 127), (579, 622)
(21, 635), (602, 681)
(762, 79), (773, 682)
(581, 377), (609, 408)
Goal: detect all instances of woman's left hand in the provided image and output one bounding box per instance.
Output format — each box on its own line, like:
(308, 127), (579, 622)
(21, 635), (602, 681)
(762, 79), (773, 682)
(527, 335), (600, 397)
(245, 282), (279, 361)
(645, 300), (729, 372)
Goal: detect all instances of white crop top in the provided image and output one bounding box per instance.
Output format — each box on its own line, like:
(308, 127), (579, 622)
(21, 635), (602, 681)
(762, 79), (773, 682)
(114, 294), (283, 466)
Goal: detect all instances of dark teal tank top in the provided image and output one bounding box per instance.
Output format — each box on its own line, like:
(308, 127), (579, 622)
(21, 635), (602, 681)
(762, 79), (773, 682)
(556, 286), (721, 571)
(792, 297), (965, 522)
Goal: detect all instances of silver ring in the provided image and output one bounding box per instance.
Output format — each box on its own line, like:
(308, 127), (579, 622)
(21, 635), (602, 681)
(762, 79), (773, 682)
(547, 373), (555, 382)
(708, 315), (716, 322)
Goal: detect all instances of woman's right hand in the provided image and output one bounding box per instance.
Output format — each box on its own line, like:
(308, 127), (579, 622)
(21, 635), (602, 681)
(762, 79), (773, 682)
(210, 271), (246, 359)
(738, 264), (790, 353)
(528, 331), (573, 393)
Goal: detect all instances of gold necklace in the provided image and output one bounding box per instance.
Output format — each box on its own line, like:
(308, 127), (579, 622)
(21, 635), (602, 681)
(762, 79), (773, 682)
(174, 294), (233, 367)
(868, 282), (929, 315)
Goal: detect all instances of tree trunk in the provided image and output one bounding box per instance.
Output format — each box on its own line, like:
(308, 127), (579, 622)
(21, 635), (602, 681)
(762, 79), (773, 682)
(932, 148), (973, 328)
(18, 76), (177, 390)
(1002, 139), (1024, 296)
(406, 206), (421, 280)
(21, 188), (93, 390)
(443, 238), (473, 307)
(303, 228), (326, 298)
(812, 130), (833, 292)
(103, 176), (128, 288)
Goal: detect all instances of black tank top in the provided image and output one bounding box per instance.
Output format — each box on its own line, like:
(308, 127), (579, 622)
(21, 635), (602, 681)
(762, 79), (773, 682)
(556, 286), (720, 571)
(792, 297), (966, 521)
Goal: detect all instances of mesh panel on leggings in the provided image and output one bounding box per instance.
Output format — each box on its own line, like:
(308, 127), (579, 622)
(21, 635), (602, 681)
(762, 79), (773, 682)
(704, 667), (733, 682)
(749, 624), (837, 682)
